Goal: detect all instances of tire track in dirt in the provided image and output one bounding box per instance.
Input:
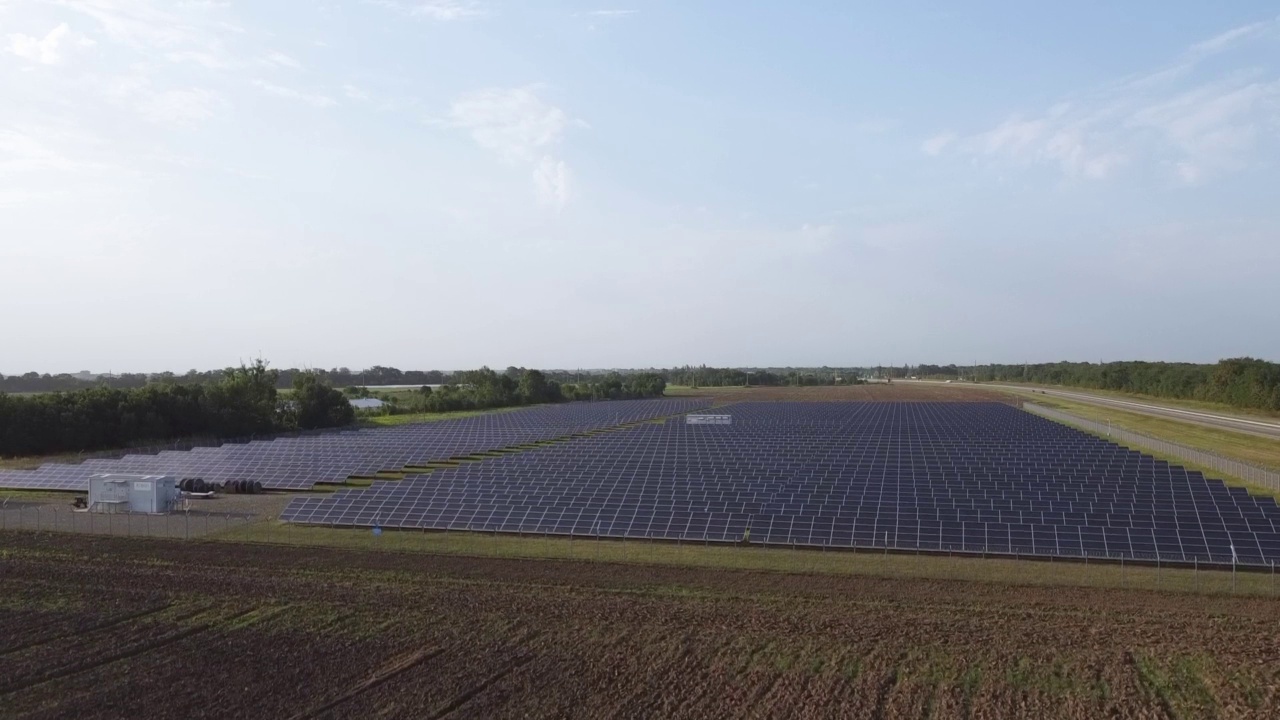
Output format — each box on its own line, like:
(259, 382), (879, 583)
(0, 601), (172, 657)
(658, 634), (741, 717)
(424, 631), (542, 720)
(289, 646), (448, 720)
(0, 607), (256, 695)
(3, 535), (1279, 718)
(517, 625), (647, 718)
(869, 652), (906, 720)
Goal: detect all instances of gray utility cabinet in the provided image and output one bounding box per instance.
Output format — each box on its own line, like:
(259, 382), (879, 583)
(88, 474), (179, 514)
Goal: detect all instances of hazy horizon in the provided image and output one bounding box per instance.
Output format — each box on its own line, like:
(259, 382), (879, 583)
(3, 2), (1278, 373)
(4, 356), (1272, 379)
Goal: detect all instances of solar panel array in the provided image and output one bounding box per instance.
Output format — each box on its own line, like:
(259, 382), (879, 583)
(282, 402), (1280, 567)
(0, 398), (711, 493)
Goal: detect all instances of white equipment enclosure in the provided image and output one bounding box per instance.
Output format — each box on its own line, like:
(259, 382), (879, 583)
(686, 414), (733, 425)
(88, 474), (179, 514)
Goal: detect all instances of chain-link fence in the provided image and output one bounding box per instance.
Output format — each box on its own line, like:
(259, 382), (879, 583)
(0, 501), (256, 539)
(1023, 402), (1280, 493)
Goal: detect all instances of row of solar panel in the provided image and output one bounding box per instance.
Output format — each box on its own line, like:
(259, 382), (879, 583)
(286, 493), (1278, 524)
(276, 511), (1278, 565)
(0, 398), (711, 491)
(368, 474), (1273, 504)
(338, 488), (1273, 513)
(342, 485), (1263, 501)
(281, 403), (1280, 566)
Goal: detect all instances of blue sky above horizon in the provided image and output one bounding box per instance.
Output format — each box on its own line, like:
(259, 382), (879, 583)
(2, 1), (1278, 374)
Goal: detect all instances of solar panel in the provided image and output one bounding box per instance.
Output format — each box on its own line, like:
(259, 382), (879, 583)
(0, 398), (711, 492)
(280, 402), (1280, 567)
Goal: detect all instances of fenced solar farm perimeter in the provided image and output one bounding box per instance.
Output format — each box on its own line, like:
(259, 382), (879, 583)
(283, 401), (1280, 569)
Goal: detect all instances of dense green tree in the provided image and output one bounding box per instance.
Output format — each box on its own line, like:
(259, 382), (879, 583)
(202, 360), (280, 437)
(972, 358), (1280, 411)
(291, 372), (356, 430)
(517, 369), (555, 404)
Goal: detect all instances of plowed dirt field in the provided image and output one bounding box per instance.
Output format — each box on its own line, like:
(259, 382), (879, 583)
(1, 533), (1276, 719)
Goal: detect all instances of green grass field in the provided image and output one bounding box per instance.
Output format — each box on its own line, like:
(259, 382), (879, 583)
(1019, 392), (1280, 473)
(989, 381), (1280, 420)
(217, 521), (1280, 598)
(0, 452), (86, 471)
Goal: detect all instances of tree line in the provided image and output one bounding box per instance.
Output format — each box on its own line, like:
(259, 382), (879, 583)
(0, 366), (450, 394)
(663, 366), (865, 388)
(355, 367), (667, 417)
(2, 364), (869, 394)
(975, 358), (1280, 411)
(0, 361), (353, 458)
(892, 358), (1280, 412)
(0, 363), (670, 456)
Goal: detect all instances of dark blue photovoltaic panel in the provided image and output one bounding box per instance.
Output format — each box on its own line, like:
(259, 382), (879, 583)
(280, 402), (1280, 567)
(0, 398), (711, 492)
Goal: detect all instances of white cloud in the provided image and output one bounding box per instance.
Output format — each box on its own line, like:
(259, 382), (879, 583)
(1041, 129), (1127, 179)
(0, 125), (110, 177)
(1127, 79), (1279, 181)
(446, 86), (579, 209)
(366, 0), (487, 21)
(1190, 20), (1271, 57)
(978, 116), (1047, 156)
(94, 69), (226, 126)
(0, 128), (70, 171)
(262, 51), (301, 70)
(59, 0), (207, 50)
(937, 20), (1280, 183)
(533, 155), (570, 210)
(138, 88), (226, 125)
(960, 116), (1128, 179)
(448, 86), (570, 162)
(587, 10), (637, 17)
(7, 23), (94, 65)
(920, 131), (956, 156)
(164, 50), (228, 69)
(343, 84), (370, 101)
(252, 79), (336, 108)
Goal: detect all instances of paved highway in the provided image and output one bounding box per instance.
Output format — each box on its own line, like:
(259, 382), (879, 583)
(903, 380), (1280, 441)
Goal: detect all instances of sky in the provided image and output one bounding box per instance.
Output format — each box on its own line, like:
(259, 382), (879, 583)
(2, 1), (1278, 374)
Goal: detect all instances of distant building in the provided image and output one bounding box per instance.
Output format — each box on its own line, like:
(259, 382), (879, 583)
(350, 398), (386, 410)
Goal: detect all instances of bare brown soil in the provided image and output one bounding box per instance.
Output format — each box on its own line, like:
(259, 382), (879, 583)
(1, 532), (1276, 719)
(676, 383), (1016, 404)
